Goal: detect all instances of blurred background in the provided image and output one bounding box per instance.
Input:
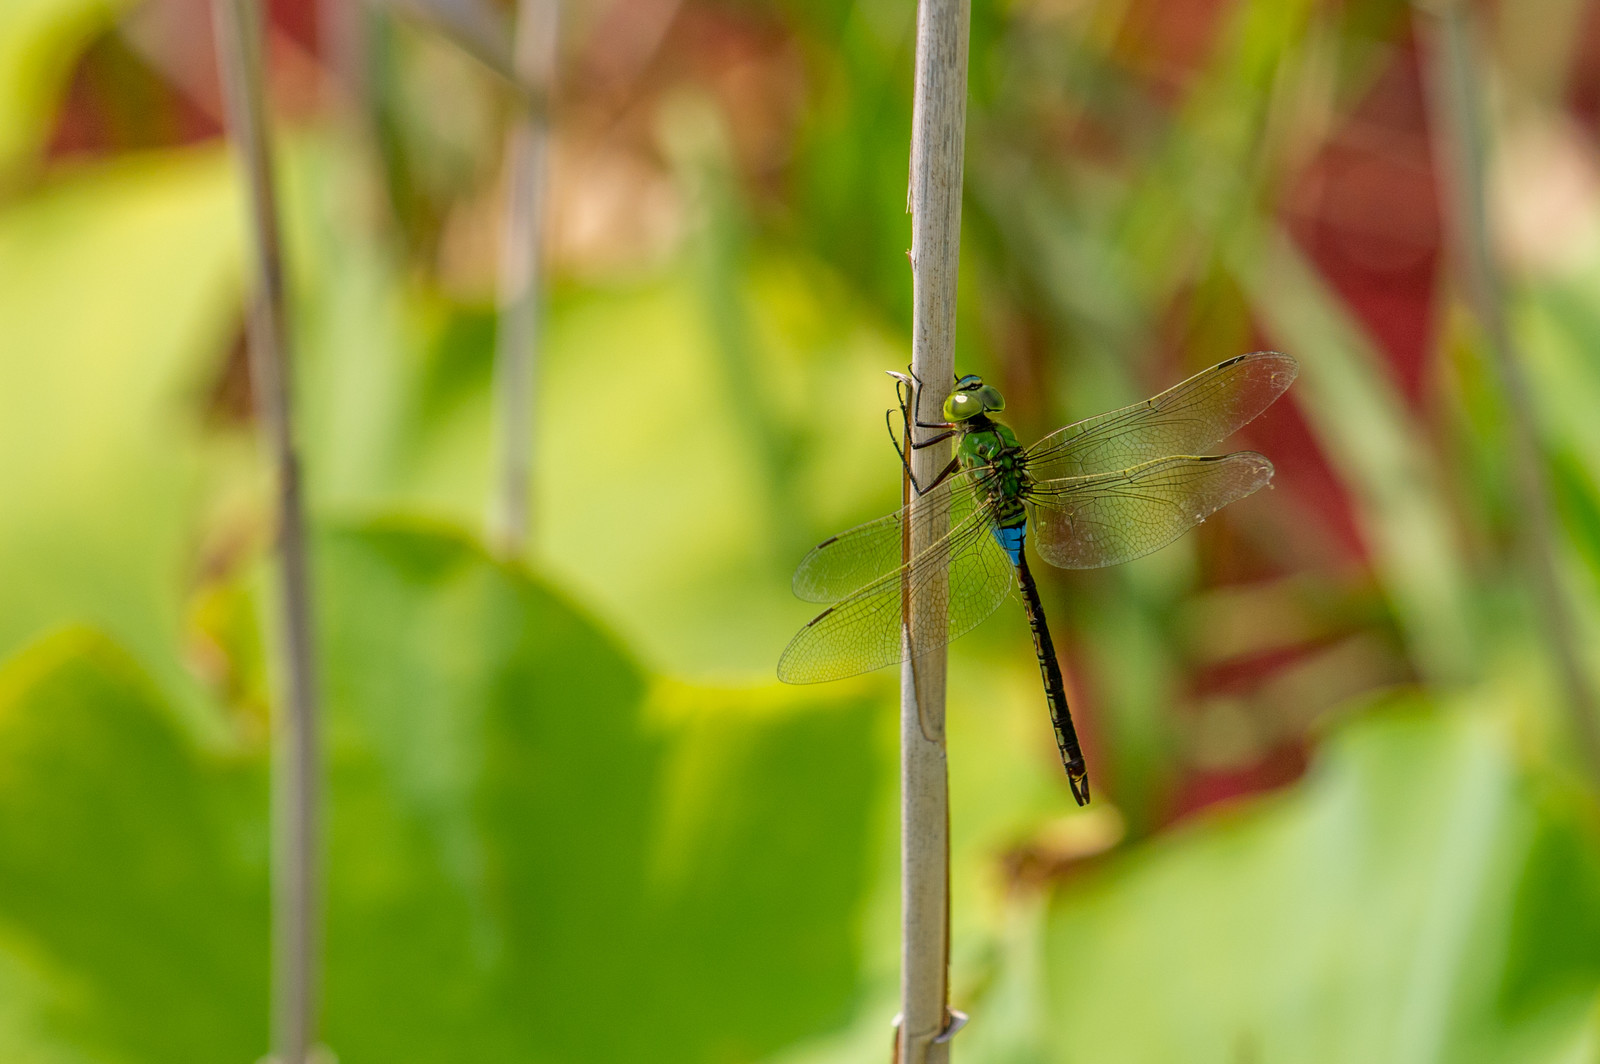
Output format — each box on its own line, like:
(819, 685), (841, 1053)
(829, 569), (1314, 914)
(4, 0), (1600, 1060)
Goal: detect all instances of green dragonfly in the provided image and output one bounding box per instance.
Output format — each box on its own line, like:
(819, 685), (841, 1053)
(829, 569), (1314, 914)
(776, 351), (1299, 805)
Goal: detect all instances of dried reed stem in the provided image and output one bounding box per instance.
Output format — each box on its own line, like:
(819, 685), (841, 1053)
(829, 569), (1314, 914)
(488, 0), (558, 557)
(1418, 0), (1600, 782)
(901, 0), (970, 1059)
(209, 0), (322, 1058)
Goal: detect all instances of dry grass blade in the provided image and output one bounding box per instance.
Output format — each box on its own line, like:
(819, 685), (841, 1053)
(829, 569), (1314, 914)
(1416, 0), (1600, 784)
(489, 0), (558, 556)
(208, 0), (323, 1059)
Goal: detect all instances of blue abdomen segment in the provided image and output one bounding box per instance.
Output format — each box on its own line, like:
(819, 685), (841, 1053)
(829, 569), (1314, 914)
(992, 523), (1026, 565)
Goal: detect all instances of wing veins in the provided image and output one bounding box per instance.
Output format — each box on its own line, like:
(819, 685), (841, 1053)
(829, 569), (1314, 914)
(778, 501), (1014, 683)
(791, 468), (990, 602)
(1023, 352), (1297, 479)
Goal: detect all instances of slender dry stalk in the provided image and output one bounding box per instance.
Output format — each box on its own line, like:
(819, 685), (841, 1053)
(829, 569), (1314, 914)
(901, 0), (970, 1060)
(489, 0), (558, 557)
(1416, 0), (1600, 784)
(209, 0), (322, 1059)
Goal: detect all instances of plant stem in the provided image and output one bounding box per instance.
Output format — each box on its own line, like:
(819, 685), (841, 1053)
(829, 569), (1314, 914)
(209, 1), (322, 1059)
(489, 0), (558, 557)
(1416, 0), (1600, 784)
(902, 0), (969, 1060)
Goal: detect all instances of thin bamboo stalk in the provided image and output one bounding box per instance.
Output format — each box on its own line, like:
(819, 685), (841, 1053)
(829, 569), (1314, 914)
(1416, 0), (1600, 783)
(488, 0), (558, 557)
(901, 0), (970, 1060)
(209, 1), (323, 1060)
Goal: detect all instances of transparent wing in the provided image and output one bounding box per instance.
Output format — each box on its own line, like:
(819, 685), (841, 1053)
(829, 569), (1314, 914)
(791, 470), (985, 603)
(1024, 352), (1298, 481)
(1026, 452), (1274, 570)
(778, 507), (1014, 684)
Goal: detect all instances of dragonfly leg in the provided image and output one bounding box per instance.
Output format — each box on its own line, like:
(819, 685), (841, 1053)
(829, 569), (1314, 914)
(892, 368), (957, 439)
(885, 406), (913, 470)
(884, 406), (901, 451)
(890, 374), (917, 455)
(908, 456), (960, 497)
(894, 373), (914, 418)
(889, 375), (958, 473)
(890, 418), (959, 495)
(909, 429), (958, 450)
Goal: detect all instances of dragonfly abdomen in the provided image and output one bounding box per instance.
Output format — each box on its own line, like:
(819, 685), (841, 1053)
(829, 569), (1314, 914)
(992, 522), (1026, 565)
(1014, 553), (1091, 805)
(985, 490), (1029, 565)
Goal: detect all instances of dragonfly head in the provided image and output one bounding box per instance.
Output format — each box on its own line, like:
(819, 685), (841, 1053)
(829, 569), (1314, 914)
(943, 374), (1006, 422)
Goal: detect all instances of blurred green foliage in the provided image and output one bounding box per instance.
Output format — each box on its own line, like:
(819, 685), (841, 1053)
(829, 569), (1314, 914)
(5, 0), (1600, 1061)
(0, 524), (879, 1063)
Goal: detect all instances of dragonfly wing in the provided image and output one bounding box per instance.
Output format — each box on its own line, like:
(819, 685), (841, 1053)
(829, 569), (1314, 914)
(791, 471), (984, 603)
(778, 508), (1014, 683)
(1024, 352), (1297, 481)
(1026, 452), (1274, 570)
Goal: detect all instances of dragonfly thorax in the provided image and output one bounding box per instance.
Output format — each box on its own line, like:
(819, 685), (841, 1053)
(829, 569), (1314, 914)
(957, 416), (1031, 502)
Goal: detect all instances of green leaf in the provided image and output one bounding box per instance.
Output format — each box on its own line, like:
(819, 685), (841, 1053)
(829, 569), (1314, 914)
(0, 628), (268, 1063)
(1039, 698), (1600, 1064)
(0, 521), (882, 1063)
(315, 520), (879, 1062)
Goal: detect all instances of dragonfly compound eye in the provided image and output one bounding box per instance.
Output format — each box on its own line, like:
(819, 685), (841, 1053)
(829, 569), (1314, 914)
(943, 383), (1005, 421)
(943, 390), (982, 421)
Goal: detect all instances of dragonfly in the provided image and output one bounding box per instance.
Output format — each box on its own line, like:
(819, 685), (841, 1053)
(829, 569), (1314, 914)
(776, 351), (1299, 806)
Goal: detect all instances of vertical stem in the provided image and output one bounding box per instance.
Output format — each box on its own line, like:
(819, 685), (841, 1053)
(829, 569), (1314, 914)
(902, 0), (969, 1060)
(489, 0), (558, 558)
(1417, 0), (1600, 784)
(210, 1), (322, 1060)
